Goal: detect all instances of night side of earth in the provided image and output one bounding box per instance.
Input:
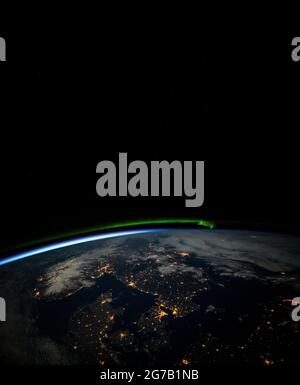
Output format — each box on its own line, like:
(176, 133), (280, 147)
(0, 229), (299, 367)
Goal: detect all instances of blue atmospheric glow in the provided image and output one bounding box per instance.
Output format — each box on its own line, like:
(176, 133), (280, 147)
(0, 229), (162, 267)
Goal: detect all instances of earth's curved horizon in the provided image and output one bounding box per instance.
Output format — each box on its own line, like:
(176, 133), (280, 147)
(0, 229), (299, 366)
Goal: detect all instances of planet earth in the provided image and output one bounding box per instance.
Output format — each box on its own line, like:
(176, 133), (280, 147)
(0, 229), (300, 366)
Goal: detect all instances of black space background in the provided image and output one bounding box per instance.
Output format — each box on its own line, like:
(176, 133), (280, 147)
(0, 26), (299, 257)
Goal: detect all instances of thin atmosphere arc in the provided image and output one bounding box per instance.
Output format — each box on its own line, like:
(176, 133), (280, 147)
(0, 229), (163, 267)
